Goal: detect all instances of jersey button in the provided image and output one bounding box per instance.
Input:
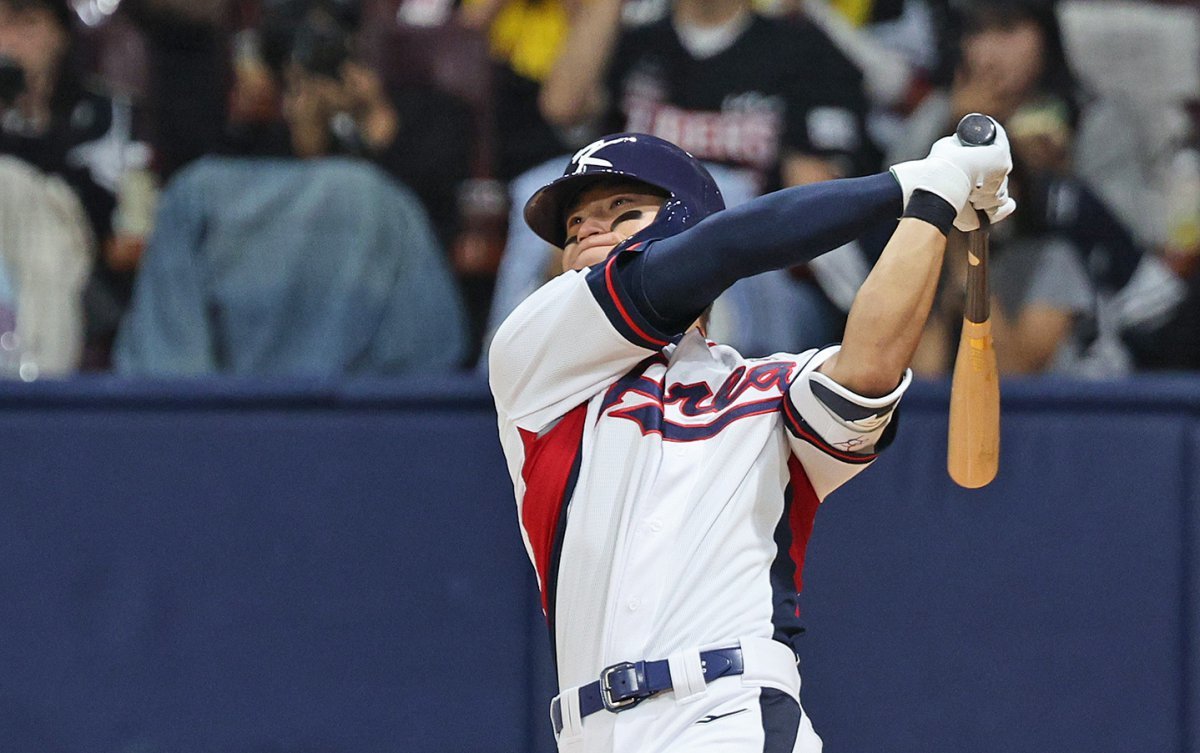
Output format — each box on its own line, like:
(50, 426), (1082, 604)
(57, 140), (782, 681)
(648, 519), (664, 533)
(627, 598), (641, 611)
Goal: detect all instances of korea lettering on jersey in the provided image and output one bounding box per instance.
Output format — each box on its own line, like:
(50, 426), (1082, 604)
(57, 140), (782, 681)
(488, 252), (908, 746)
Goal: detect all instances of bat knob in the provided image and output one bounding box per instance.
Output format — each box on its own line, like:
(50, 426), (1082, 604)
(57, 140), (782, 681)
(956, 113), (997, 147)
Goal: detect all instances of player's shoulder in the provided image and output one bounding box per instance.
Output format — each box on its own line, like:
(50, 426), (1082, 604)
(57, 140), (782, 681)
(490, 270), (588, 351)
(519, 267), (589, 307)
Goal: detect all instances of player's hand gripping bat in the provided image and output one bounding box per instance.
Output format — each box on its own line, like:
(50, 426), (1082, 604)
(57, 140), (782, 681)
(947, 113), (1000, 489)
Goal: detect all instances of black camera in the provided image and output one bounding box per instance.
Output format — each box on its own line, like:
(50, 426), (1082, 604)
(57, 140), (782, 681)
(260, 0), (360, 79)
(0, 56), (25, 105)
(289, 15), (351, 79)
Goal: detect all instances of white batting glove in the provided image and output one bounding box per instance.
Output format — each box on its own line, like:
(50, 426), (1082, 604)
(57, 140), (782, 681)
(956, 175), (1017, 231)
(890, 117), (1014, 231)
(929, 118), (1013, 191)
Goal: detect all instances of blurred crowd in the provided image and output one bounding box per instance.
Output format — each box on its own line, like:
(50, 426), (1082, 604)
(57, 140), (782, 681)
(0, 0), (1197, 379)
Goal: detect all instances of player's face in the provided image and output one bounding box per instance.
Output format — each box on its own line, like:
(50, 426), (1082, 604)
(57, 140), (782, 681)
(561, 182), (666, 271)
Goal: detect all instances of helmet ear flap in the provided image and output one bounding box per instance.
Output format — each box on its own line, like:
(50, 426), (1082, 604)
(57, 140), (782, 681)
(656, 198), (693, 227)
(622, 198), (693, 248)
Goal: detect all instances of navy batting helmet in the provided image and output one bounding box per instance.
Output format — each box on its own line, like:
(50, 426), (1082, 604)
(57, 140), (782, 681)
(524, 133), (725, 249)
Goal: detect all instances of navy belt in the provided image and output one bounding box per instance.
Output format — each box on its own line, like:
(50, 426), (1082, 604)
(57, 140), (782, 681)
(551, 646), (744, 735)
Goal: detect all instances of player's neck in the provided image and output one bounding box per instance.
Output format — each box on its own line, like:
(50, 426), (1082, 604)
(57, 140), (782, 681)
(672, 0), (750, 29)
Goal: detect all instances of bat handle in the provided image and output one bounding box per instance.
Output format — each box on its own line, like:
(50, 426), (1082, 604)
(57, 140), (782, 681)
(956, 113), (997, 147)
(955, 114), (996, 229)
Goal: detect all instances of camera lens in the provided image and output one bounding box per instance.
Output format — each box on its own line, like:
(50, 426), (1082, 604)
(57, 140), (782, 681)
(0, 56), (26, 105)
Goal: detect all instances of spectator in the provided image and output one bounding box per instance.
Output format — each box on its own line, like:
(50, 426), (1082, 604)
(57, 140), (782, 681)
(1123, 267), (1200, 371)
(542, 0), (876, 191)
(252, 0), (474, 252)
(800, 0), (943, 154)
(911, 167), (1096, 376)
(1055, 0), (1199, 259)
(457, 0), (577, 181)
(897, 0), (1152, 376)
(0, 0), (151, 370)
(123, 0), (232, 180)
(484, 0), (880, 366)
(1121, 132), (1200, 371)
(890, 0), (1081, 161)
(130, 0), (474, 253)
(0, 252), (16, 376)
(0, 157), (93, 377)
(113, 157), (469, 376)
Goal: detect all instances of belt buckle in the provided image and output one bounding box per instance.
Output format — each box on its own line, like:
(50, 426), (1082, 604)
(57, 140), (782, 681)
(599, 661), (646, 712)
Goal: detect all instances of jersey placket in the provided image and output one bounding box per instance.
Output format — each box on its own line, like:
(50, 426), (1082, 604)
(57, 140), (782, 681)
(608, 435), (698, 659)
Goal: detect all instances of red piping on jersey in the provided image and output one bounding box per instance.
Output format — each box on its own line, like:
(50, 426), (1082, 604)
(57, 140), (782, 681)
(604, 254), (669, 348)
(518, 404), (588, 616)
(786, 455), (821, 601)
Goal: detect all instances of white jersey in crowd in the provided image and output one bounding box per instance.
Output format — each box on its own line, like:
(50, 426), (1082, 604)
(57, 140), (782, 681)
(489, 261), (909, 752)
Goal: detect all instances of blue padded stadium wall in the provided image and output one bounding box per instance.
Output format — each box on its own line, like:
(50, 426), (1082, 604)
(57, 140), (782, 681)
(0, 374), (1195, 753)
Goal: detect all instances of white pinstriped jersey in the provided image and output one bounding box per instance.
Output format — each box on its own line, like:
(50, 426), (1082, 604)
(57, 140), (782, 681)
(488, 261), (908, 695)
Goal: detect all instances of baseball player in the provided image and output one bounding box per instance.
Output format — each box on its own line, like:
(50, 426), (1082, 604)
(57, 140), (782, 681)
(489, 125), (1014, 752)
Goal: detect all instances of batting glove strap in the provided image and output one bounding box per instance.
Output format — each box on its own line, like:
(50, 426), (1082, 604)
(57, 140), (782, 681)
(902, 189), (957, 235)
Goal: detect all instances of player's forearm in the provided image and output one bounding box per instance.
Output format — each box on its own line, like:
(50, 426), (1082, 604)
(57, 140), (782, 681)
(539, 0), (623, 127)
(629, 173), (901, 332)
(819, 218), (947, 396)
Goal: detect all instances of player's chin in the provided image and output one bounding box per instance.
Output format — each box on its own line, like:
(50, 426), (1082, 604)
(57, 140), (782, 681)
(566, 241), (618, 271)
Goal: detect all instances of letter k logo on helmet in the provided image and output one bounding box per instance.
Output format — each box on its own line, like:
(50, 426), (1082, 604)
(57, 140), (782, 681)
(570, 136), (640, 174)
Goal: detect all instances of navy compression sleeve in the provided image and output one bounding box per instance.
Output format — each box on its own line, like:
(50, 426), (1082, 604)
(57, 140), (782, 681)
(623, 172), (903, 334)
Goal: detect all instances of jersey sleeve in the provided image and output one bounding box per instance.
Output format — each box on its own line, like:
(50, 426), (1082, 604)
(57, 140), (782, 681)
(488, 261), (674, 433)
(780, 345), (911, 500)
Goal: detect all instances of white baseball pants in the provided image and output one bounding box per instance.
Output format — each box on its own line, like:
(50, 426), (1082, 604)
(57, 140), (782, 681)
(552, 637), (823, 753)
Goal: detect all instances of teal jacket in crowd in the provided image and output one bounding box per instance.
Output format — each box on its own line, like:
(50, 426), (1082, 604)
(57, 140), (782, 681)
(115, 157), (468, 376)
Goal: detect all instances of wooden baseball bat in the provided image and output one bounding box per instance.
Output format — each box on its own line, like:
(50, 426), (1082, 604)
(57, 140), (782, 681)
(947, 113), (1000, 489)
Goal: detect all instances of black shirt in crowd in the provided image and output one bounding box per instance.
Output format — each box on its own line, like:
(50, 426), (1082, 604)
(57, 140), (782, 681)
(604, 14), (878, 191)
